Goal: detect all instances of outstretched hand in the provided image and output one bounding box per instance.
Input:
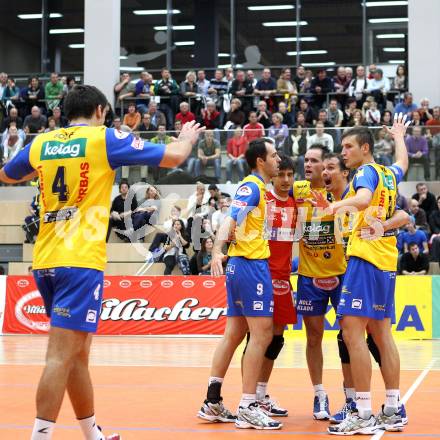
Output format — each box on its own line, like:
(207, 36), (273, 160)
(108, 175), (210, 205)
(383, 112), (411, 139)
(178, 121), (205, 145)
(308, 190), (331, 210)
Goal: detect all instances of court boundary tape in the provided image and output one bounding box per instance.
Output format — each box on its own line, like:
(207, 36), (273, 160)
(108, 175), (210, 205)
(370, 358), (437, 440)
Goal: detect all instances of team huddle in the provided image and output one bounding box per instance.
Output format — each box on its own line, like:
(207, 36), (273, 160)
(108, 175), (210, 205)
(198, 114), (411, 435)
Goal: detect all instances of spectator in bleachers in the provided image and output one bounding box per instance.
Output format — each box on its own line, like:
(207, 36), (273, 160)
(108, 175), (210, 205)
(208, 69), (228, 109)
(230, 70), (254, 114)
(23, 193), (40, 244)
(196, 70), (210, 97)
(180, 71), (200, 114)
(185, 182), (210, 219)
(114, 72), (135, 115)
(0, 72), (7, 100)
(397, 190), (410, 213)
(394, 92), (417, 117)
(247, 70), (257, 88)
(208, 183), (230, 203)
(197, 237), (214, 275)
(243, 111), (265, 145)
(154, 68), (180, 129)
(45, 72), (64, 112)
(254, 68), (277, 108)
(311, 68), (334, 109)
(2, 125), (23, 163)
(410, 110), (424, 133)
(298, 97), (315, 125)
(400, 242), (429, 275)
(367, 64), (377, 79)
(307, 121), (334, 151)
(147, 101), (166, 129)
(299, 69), (314, 95)
(199, 100), (220, 130)
(63, 76), (76, 95)
(112, 116), (122, 130)
(342, 97), (357, 126)
(137, 113), (156, 134)
(131, 185), (161, 239)
(293, 65), (306, 90)
(162, 219), (191, 275)
(406, 126), (430, 180)
(429, 196), (440, 262)
(278, 101), (295, 128)
(277, 68), (298, 110)
(412, 183), (438, 220)
(226, 127), (247, 182)
(106, 180), (138, 242)
(268, 112), (289, 150)
(418, 98), (432, 124)
(195, 130), (221, 180)
(150, 125), (173, 182)
(2, 77), (20, 111)
(317, 108), (334, 131)
(164, 205), (187, 230)
(348, 65), (368, 108)
(345, 67), (353, 84)
(327, 98), (343, 128)
(44, 117), (57, 132)
(23, 106), (46, 134)
(211, 196), (231, 232)
(428, 107), (440, 179)
(348, 109), (366, 127)
(256, 100), (272, 129)
(223, 67), (234, 86)
(393, 64), (407, 94)
(20, 76), (45, 116)
(134, 71), (152, 115)
(224, 98), (245, 130)
(52, 107), (67, 128)
(122, 103), (141, 131)
(409, 198), (430, 233)
(365, 99), (381, 126)
(381, 110), (393, 126)
(402, 219), (429, 254)
(366, 68), (389, 111)
(374, 128), (394, 166)
(175, 101), (195, 125)
(333, 66), (349, 106)
(1, 107), (22, 131)
(425, 106), (440, 134)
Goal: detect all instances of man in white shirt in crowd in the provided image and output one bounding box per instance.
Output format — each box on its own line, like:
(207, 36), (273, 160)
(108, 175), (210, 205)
(307, 121), (334, 151)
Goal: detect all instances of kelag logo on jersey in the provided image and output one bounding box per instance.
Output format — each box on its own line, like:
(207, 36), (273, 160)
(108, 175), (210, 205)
(40, 138), (87, 160)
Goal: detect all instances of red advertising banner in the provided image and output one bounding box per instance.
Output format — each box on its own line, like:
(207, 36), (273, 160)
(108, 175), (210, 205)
(3, 276), (227, 335)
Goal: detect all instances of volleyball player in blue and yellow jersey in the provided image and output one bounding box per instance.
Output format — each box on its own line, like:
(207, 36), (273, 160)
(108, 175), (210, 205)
(311, 115), (411, 435)
(198, 139), (283, 430)
(0, 85), (204, 440)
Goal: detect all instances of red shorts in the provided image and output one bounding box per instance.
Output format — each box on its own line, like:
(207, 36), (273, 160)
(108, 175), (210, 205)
(272, 278), (297, 325)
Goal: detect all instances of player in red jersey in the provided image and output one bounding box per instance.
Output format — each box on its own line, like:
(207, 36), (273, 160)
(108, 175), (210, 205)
(244, 153), (297, 417)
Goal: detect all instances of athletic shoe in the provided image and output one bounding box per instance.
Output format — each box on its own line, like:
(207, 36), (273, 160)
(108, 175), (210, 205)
(376, 405), (404, 432)
(328, 410), (378, 435)
(258, 395), (288, 417)
(329, 398), (357, 424)
(398, 402), (408, 425)
(313, 394), (330, 420)
(235, 403), (283, 430)
(197, 399), (236, 423)
(97, 426), (121, 440)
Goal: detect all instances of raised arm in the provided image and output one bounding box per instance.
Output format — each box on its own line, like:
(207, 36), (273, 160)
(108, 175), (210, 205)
(384, 112), (411, 174)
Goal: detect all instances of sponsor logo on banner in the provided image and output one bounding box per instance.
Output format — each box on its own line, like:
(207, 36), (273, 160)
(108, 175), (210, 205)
(182, 280), (195, 288)
(272, 279), (290, 295)
(140, 280), (153, 288)
(236, 185), (252, 196)
(161, 280), (174, 288)
(100, 297), (226, 322)
(313, 276), (340, 291)
(119, 280), (131, 288)
(103, 279), (111, 288)
(114, 129), (130, 139)
(203, 280), (216, 288)
(15, 290), (49, 332)
(17, 279), (29, 288)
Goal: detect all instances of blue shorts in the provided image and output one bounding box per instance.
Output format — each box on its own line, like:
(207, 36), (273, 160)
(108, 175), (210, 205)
(337, 257), (396, 322)
(296, 275), (343, 316)
(226, 257), (273, 317)
(34, 267), (104, 332)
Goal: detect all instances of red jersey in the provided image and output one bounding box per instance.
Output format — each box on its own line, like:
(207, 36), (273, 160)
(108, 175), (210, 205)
(266, 190), (297, 279)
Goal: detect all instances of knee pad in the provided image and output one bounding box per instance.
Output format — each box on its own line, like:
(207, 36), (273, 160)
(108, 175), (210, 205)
(366, 333), (382, 366)
(337, 329), (351, 364)
(265, 335), (285, 361)
(242, 332), (250, 355)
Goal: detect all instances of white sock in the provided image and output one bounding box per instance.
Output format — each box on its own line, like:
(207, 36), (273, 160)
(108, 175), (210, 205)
(31, 418), (55, 440)
(313, 384), (326, 398)
(356, 392), (372, 419)
(208, 376), (224, 386)
(239, 393), (256, 408)
(256, 382), (268, 401)
(384, 389), (400, 415)
(345, 387), (356, 401)
(78, 415), (104, 440)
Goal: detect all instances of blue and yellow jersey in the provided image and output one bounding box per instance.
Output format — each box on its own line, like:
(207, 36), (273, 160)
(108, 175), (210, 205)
(345, 163), (403, 271)
(228, 173), (270, 260)
(3, 125), (165, 271)
(293, 180), (347, 278)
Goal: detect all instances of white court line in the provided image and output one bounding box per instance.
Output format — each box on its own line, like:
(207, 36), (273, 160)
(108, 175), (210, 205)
(370, 358), (436, 440)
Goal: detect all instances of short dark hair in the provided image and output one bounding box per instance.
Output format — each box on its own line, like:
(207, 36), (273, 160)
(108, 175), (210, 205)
(408, 242), (419, 250)
(64, 85), (108, 121)
(308, 144), (330, 160)
(119, 179), (129, 190)
(416, 182), (426, 189)
(278, 153), (295, 173)
(341, 126), (375, 154)
(324, 152), (349, 173)
(245, 138), (269, 169)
